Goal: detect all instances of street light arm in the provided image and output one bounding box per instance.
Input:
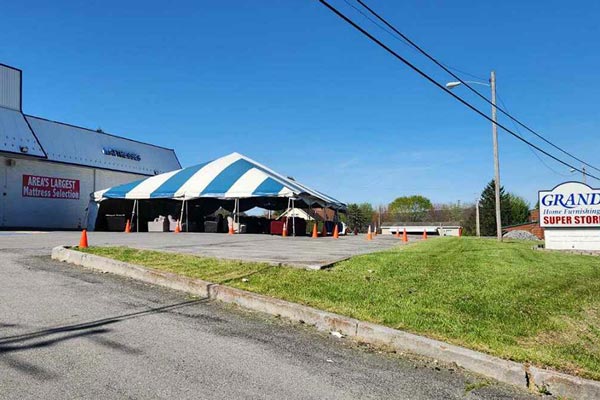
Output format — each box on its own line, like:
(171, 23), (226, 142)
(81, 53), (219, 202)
(464, 80), (490, 87)
(446, 80), (490, 89)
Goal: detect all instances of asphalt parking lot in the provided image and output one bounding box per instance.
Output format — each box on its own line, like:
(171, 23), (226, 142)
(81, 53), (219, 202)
(0, 231), (413, 269)
(0, 232), (538, 400)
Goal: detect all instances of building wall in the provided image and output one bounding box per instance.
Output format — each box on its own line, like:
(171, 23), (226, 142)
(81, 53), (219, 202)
(0, 155), (143, 229)
(503, 223), (544, 239)
(381, 225), (461, 236)
(545, 228), (600, 251)
(0, 65), (21, 111)
(502, 209), (544, 239)
(0, 107), (46, 157)
(26, 115), (180, 175)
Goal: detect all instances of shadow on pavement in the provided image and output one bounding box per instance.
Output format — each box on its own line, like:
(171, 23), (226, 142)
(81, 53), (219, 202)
(0, 298), (206, 380)
(0, 298), (205, 344)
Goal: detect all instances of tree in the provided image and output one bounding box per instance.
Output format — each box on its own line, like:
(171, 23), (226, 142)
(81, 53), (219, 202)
(346, 203), (363, 232)
(358, 203), (375, 226)
(507, 194), (530, 225)
(345, 202), (375, 232)
(430, 202), (464, 223)
(479, 180), (511, 236)
(462, 205), (477, 236)
(388, 195), (433, 222)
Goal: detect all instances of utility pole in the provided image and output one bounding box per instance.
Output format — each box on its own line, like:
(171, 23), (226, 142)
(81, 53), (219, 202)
(475, 199), (481, 237)
(491, 71), (502, 241)
(445, 72), (502, 239)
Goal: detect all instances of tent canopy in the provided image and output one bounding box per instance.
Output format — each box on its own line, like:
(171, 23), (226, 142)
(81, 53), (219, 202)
(93, 152), (345, 210)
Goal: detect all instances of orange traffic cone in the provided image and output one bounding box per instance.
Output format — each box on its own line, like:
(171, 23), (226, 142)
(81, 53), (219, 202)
(79, 229), (89, 248)
(402, 228), (408, 243)
(366, 225), (372, 241)
(282, 220), (287, 237)
(459, 227), (463, 237)
(174, 223), (181, 233)
(422, 229), (428, 240)
(333, 224), (339, 239)
(124, 219), (131, 233)
(312, 223), (318, 238)
(228, 221), (234, 235)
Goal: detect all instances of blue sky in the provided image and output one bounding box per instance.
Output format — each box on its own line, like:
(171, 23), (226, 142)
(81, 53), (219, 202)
(2, 0), (599, 207)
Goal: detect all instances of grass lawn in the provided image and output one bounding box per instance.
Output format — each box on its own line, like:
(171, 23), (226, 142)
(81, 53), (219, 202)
(80, 237), (600, 380)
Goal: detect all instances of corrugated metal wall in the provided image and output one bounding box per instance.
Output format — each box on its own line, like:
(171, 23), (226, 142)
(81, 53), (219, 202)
(0, 65), (21, 111)
(0, 155), (144, 229)
(0, 108), (46, 157)
(26, 116), (181, 175)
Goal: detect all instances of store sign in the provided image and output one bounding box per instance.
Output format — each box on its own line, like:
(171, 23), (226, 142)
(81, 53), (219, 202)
(22, 174), (80, 200)
(539, 182), (600, 227)
(102, 147), (141, 161)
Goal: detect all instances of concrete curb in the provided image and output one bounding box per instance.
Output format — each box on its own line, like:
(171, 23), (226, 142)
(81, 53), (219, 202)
(52, 245), (600, 399)
(51, 246), (212, 297)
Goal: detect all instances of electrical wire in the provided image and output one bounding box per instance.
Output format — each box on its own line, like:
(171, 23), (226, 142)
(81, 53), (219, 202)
(316, 0), (600, 181)
(352, 0), (600, 173)
(342, 0), (488, 82)
(497, 92), (571, 177)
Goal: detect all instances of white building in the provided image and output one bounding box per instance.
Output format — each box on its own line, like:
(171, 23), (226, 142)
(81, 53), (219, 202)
(0, 63), (180, 229)
(381, 224), (462, 236)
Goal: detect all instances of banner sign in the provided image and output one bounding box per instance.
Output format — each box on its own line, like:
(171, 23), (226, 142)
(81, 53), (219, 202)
(102, 147), (141, 161)
(539, 182), (600, 227)
(22, 174), (80, 200)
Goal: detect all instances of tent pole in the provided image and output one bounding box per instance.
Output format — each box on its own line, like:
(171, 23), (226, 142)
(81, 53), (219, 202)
(135, 200), (139, 233)
(179, 200), (185, 232)
(130, 200), (136, 231)
(185, 200), (189, 232)
(292, 198), (296, 237)
(286, 197), (291, 234)
(237, 199), (240, 234)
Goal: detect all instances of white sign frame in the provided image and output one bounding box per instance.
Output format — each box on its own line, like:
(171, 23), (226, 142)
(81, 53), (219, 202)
(539, 181), (600, 228)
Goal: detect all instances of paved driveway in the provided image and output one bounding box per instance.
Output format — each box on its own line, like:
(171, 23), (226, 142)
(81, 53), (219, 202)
(0, 234), (539, 399)
(0, 231), (411, 268)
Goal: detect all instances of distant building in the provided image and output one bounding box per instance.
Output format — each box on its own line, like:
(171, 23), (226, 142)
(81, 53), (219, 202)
(0, 63), (181, 229)
(381, 222), (462, 236)
(503, 209), (544, 239)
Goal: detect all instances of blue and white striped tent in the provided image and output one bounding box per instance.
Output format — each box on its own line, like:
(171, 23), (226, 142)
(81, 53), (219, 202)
(93, 152), (345, 209)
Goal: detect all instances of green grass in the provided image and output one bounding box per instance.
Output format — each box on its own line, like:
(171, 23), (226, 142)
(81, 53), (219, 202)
(80, 238), (600, 380)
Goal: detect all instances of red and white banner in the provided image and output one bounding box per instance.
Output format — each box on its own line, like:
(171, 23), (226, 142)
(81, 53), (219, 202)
(22, 174), (80, 200)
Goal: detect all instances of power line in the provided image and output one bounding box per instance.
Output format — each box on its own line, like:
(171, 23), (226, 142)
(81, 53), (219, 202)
(352, 0), (600, 174)
(342, 0), (488, 82)
(439, 64), (487, 82)
(497, 92), (571, 178)
(316, 0), (600, 181)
